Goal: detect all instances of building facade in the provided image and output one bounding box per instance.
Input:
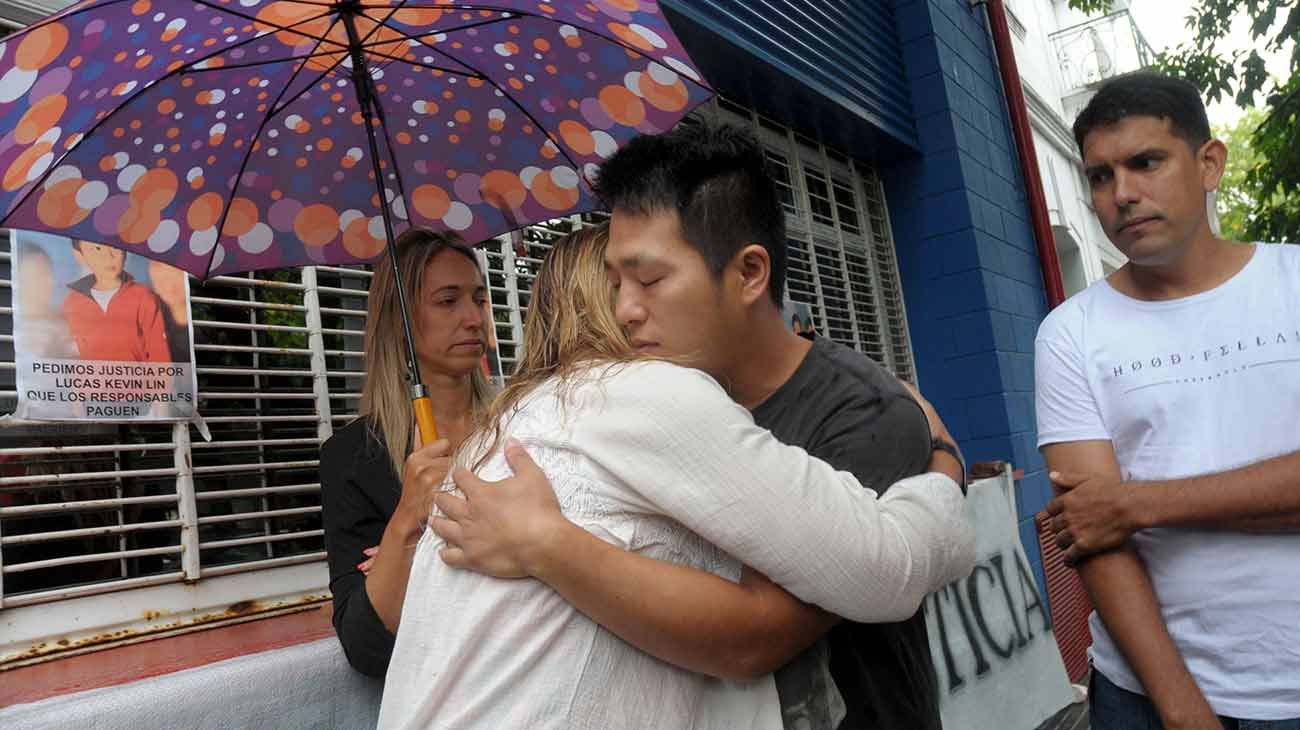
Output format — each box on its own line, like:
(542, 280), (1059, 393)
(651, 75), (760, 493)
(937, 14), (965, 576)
(1, 0), (1083, 715)
(1002, 0), (1154, 294)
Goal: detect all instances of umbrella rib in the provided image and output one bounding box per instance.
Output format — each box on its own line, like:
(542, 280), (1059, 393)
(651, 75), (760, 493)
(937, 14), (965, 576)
(265, 56), (351, 121)
(326, 1), (417, 83)
(342, 0), (418, 243)
(340, 44), (483, 77)
(202, 5), (406, 277)
(186, 0), (347, 51)
(356, 12), (524, 78)
(356, 10), (519, 49)
(373, 2), (716, 93)
(357, 11), (510, 78)
(181, 49), (354, 75)
(364, 71), (415, 247)
(204, 16), (347, 279)
(196, 47), (477, 81)
(0, 7), (343, 232)
(401, 30), (589, 183)
(351, 0), (416, 246)
(356, 5), (506, 79)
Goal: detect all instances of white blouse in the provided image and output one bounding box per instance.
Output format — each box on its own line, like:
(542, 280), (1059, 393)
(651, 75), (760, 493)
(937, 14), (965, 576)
(378, 361), (973, 730)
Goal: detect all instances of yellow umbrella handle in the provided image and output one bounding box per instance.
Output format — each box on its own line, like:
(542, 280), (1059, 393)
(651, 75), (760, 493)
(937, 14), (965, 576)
(412, 393), (439, 444)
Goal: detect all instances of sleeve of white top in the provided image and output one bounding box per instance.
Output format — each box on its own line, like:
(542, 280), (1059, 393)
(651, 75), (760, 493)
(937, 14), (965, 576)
(1034, 311), (1110, 447)
(572, 361), (976, 623)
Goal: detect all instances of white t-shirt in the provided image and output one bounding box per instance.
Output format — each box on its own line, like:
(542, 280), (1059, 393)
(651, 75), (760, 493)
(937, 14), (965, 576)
(89, 284), (119, 312)
(378, 360), (972, 730)
(1035, 243), (1300, 719)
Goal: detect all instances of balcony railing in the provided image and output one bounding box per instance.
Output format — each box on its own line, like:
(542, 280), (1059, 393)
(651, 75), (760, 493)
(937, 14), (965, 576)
(1049, 9), (1155, 95)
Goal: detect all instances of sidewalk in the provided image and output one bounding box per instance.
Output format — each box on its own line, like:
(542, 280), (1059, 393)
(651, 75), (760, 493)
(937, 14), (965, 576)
(1037, 700), (1089, 730)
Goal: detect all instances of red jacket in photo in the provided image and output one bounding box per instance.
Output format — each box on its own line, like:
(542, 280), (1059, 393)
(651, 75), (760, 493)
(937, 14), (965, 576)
(62, 273), (170, 362)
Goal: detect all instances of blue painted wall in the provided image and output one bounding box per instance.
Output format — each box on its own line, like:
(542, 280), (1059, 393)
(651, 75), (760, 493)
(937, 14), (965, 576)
(884, 0), (1052, 593)
(665, 0), (918, 161)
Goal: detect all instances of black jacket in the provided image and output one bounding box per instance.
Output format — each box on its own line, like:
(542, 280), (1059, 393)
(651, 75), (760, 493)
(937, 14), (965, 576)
(320, 418), (401, 677)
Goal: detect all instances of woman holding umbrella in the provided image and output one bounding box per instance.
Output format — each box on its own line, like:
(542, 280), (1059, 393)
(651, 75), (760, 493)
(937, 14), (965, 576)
(319, 228), (494, 677)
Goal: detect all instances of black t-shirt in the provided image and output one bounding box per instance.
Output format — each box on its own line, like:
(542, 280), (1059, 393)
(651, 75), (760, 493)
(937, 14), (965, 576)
(751, 336), (940, 730)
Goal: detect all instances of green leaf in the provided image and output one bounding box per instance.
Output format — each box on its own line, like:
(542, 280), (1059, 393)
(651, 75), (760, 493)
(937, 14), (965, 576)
(1066, 0), (1115, 15)
(1145, 0), (1297, 242)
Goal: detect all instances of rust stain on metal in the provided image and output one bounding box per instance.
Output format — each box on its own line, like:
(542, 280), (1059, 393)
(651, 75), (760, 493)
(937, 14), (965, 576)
(3, 595), (331, 669)
(224, 600), (259, 616)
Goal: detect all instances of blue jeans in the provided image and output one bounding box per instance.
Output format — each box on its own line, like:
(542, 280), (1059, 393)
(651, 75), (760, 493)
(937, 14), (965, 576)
(1091, 670), (1300, 730)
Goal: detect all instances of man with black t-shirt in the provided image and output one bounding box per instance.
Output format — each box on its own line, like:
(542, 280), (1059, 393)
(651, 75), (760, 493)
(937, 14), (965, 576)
(429, 122), (973, 729)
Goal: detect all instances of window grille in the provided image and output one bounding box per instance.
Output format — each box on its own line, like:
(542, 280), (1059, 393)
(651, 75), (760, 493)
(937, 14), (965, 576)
(705, 100), (915, 381)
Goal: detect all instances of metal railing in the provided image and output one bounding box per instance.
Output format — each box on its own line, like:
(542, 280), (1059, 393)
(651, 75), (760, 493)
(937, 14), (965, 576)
(1049, 9), (1155, 95)
(713, 98), (916, 381)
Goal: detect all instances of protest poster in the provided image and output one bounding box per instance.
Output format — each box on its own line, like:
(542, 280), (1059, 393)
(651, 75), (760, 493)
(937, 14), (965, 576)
(782, 298), (815, 337)
(11, 231), (198, 421)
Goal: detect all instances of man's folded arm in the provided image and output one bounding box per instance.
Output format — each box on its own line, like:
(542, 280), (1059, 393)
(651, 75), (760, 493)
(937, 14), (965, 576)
(1043, 440), (1219, 729)
(1130, 449), (1300, 531)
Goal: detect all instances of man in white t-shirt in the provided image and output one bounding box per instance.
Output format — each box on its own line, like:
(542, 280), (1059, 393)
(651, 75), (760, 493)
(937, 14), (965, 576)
(1034, 71), (1300, 730)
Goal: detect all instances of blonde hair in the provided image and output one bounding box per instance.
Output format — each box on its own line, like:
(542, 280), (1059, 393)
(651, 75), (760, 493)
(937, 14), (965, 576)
(468, 222), (638, 469)
(360, 228), (494, 479)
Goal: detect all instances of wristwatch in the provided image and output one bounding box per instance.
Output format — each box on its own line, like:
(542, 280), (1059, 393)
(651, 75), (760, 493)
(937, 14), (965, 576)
(930, 437), (968, 495)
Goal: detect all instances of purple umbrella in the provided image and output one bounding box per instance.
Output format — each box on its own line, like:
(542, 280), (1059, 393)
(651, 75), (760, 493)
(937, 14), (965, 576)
(0, 0), (711, 439)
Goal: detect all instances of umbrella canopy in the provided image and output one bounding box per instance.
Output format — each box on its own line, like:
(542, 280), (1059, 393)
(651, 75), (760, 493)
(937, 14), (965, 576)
(0, 0), (712, 279)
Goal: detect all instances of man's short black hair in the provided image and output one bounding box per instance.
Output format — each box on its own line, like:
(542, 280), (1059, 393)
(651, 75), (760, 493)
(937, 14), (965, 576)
(1072, 71), (1212, 154)
(593, 121), (787, 306)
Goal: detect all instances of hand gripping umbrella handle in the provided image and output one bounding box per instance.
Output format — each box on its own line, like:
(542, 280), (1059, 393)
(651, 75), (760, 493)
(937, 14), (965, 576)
(411, 384), (439, 444)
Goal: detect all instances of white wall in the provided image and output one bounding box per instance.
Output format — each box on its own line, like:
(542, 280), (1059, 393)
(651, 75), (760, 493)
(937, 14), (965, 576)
(1007, 0), (1134, 294)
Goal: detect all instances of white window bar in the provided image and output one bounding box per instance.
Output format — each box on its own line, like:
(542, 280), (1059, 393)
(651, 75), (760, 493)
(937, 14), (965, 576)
(706, 98), (915, 378)
(858, 167), (917, 382)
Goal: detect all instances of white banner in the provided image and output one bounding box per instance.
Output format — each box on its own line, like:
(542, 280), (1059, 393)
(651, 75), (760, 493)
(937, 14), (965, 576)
(11, 231), (198, 421)
(927, 470), (1078, 730)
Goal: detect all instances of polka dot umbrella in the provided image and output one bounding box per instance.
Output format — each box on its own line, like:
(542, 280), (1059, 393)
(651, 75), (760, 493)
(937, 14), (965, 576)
(0, 0), (712, 441)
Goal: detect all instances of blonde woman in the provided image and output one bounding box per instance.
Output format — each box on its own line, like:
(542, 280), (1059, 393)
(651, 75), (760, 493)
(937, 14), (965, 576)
(319, 229), (494, 677)
(377, 224), (972, 729)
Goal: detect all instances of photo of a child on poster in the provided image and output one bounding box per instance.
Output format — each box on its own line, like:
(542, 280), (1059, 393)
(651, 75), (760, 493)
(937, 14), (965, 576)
(783, 298), (815, 341)
(11, 231), (198, 422)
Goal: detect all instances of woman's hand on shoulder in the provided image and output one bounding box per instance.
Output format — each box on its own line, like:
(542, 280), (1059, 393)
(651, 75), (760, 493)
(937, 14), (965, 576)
(897, 378), (967, 487)
(897, 378), (952, 443)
